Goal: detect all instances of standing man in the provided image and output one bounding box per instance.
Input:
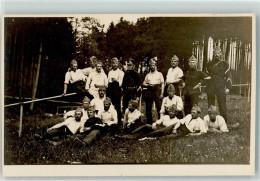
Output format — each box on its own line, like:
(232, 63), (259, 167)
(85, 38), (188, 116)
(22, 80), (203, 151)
(121, 59), (141, 113)
(63, 59), (93, 100)
(165, 55), (184, 96)
(86, 60), (108, 99)
(206, 46), (232, 121)
(143, 58), (165, 124)
(107, 57), (125, 126)
(182, 55), (210, 115)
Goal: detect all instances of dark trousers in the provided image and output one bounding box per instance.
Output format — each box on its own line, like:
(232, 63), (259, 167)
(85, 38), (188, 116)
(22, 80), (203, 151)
(75, 130), (101, 146)
(184, 93), (199, 115)
(145, 97), (162, 124)
(43, 126), (72, 140)
(72, 81), (94, 101)
(103, 124), (118, 135)
(207, 90), (227, 121)
(124, 118), (143, 133)
(107, 83), (122, 125)
(126, 124), (176, 139)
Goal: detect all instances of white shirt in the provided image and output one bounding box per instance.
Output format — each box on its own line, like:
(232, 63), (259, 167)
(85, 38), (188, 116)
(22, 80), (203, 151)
(63, 109), (89, 133)
(81, 67), (105, 77)
(155, 115), (179, 127)
(124, 108), (142, 124)
(90, 96), (116, 116)
(100, 108), (118, 126)
(166, 67), (183, 84)
(108, 68), (125, 87)
(64, 69), (86, 84)
(63, 117), (81, 134)
(180, 114), (207, 133)
(85, 71), (108, 91)
(144, 70), (164, 85)
(160, 96), (183, 114)
(204, 115), (229, 132)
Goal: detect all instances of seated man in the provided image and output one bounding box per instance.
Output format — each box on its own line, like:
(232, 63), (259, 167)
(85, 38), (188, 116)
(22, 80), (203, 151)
(160, 84), (183, 118)
(85, 61), (108, 99)
(172, 105), (207, 136)
(97, 97), (118, 135)
(204, 105), (229, 133)
(63, 96), (90, 133)
(123, 100), (142, 133)
(63, 59), (93, 100)
(34, 108), (83, 145)
(121, 105), (179, 139)
(74, 107), (104, 147)
(90, 86), (115, 117)
(81, 56), (105, 76)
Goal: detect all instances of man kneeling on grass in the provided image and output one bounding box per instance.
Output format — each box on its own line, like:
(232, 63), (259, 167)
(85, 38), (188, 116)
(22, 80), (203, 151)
(120, 105), (180, 139)
(34, 108), (83, 146)
(203, 105), (229, 133)
(123, 99), (142, 133)
(74, 107), (104, 147)
(172, 105), (207, 136)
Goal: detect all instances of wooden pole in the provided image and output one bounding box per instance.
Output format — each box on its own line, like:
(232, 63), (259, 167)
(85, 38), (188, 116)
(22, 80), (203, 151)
(18, 104), (23, 137)
(30, 38), (43, 111)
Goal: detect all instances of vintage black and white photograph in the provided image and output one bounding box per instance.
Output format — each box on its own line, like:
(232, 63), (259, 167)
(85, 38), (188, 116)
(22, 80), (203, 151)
(2, 14), (255, 176)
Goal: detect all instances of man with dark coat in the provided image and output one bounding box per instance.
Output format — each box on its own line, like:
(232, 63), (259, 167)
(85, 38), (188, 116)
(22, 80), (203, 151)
(206, 46), (232, 121)
(182, 55), (211, 115)
(121, 59), (141, 113)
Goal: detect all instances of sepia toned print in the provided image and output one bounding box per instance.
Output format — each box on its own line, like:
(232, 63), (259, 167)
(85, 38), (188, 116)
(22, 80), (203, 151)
(2, 14), (255, 176)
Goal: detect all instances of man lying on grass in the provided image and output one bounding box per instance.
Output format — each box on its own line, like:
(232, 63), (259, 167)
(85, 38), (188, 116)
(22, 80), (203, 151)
(172, 105), (207, 136)
(34, 108), (83, 146)
(119, 104), (179, 139)
(74, 107), (104, 147)
(123, 99), (142, 133)
(203, 105), (229, 133)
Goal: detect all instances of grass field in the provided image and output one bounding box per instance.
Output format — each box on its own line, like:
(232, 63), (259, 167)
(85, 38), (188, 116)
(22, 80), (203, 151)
(4, 95), (251, 165)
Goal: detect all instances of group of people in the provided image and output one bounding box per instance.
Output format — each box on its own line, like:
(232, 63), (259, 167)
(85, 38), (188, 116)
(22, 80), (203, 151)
(35, 46), (232, 147)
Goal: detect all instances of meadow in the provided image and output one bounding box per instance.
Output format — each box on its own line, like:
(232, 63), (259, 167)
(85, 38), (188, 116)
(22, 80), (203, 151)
(4, 95), (251, 165)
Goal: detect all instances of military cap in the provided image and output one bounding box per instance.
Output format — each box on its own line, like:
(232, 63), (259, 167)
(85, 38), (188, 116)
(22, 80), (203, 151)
(87, 106), (95, 112)
(90, 56), (97, 62)
(188, 55), (197, 63)
(70, 59), (78, 65)
(98, 86), (106, 91)
(82, 96), (90, 103)
(171, 55), (179, 61)
(129, 99), (139, 108)
(75, 107), (83, 115)
(149, 58), (157, 65)
(167, 84), (175, 93)
(213, 46), (222, 53)
(208, 105), (218, 113)
(96, 60), (103, 66)
(111, 57), (119, 63)
(104, 97), (112, 104)
(168, 104), (177, 112)
(191, 104), (201, 113)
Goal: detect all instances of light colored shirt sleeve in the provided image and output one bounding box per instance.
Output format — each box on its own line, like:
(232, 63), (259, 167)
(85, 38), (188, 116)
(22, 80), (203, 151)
(203, 115), (209, 131)
(103, 73), (108, 87)
(218, 116), (229, 132)
(178, 68), (184, 78)
(64, 72), (71, 84)
(176, 96), (184, 111)
(198, 118), (207, 133)
(159, 72), (164, 84)
(85, 73), (92, 90)
(111, 109), (118, 125)
(119, 71), (124, 87)
(160, 98), (167, 114)
(143, 74), (149, 85)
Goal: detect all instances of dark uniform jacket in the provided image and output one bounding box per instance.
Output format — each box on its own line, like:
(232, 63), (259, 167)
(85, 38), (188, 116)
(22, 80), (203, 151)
(122, 70), (141, 97)
(183, 69), (208, 95)
(84, 117), (103, 131)
(206, 59), (232, 92)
